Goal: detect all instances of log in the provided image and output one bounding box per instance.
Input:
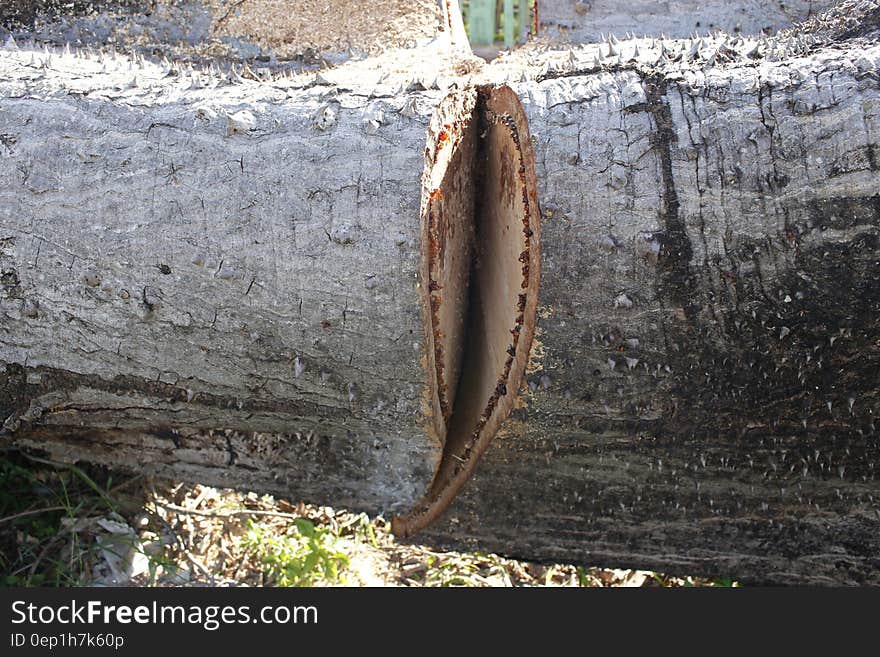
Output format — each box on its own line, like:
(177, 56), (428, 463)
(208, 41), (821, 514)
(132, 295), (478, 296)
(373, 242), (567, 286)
(0, 40), (542, 518)
(537, 0), (839, 42)
(0, 44), (451, 512)
(3, 2), (880, 582)
(417, 20), (880, 583)
(0, 0), (448, 69)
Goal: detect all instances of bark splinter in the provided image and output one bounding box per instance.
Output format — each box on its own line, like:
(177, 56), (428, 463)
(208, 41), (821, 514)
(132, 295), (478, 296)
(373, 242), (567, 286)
(393, 85), (541, 537)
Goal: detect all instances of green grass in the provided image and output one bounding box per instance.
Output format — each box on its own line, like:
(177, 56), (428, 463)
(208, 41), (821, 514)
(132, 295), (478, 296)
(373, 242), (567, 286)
(241, 518), (350, 587)
(0, 451), (143, 586)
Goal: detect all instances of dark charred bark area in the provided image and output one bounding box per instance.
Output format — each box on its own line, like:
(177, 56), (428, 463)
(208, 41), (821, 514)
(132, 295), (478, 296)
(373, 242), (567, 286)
(414, 29), (880, 583)
(624, 74), (701, 324)
(0, 1), (147, 29)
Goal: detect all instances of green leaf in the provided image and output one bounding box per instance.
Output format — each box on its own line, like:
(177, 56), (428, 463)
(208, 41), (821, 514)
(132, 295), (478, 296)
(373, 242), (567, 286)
(303, 551), (319, 574)
(294, 518), (315, 538)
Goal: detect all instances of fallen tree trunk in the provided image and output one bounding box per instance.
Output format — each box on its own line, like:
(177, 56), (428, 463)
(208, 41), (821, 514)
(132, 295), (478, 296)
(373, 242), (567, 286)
(0, 42), (543, 518)
(0, 0), (449, 70)
(537, 0), (838, 41)
(2, 5), (880, 581)
(417, 29), (880, 583)
(0, 45), (460, 513)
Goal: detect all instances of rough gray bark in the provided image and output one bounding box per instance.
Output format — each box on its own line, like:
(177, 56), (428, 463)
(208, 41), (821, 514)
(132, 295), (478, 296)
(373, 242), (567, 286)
(0, 44), (459, 514)
(2, 2), (880, 582)
(421, 30), (880, 583)
(538, 0), (838, 41)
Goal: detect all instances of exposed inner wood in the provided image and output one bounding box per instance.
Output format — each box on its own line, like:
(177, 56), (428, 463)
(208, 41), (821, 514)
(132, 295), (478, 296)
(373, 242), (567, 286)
(421, 89), (479, 439)
(396, 85), (541, 537)
(430, 131), (477, 427)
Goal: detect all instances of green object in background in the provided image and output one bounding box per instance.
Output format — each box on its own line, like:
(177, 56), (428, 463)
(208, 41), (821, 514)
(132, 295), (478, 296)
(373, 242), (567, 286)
(518, 0), (529, 42)
(503, 0), (514, 47)
(465, 0), (532, 47)
(468, 0), (495, 45)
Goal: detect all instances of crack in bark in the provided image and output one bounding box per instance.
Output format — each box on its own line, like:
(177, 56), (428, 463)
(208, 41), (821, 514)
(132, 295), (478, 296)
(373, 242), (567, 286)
(394, 85), (541, 536)
(625, 74), (700, 324)
(0, 363), (349, 436)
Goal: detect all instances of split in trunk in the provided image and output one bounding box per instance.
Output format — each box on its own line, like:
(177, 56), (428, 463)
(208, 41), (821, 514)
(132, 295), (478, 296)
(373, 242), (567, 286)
(397, 85), (541, 536)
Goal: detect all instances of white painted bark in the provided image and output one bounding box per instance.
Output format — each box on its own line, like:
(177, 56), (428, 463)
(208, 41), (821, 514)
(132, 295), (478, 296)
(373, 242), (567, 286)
(441, 0), (472, 54)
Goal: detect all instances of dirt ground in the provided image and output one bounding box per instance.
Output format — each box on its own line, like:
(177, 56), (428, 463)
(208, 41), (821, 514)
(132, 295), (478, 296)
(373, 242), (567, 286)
(0, 453), (728, 587)
(0, 0), (445, 66)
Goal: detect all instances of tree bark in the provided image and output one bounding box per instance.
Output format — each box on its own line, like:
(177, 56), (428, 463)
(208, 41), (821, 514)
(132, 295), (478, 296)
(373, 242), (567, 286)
(2, 7), (880, 581)
(0, 45), (460, 513)
(537, 0), (839, 41)
(419, 30), (880, 583)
